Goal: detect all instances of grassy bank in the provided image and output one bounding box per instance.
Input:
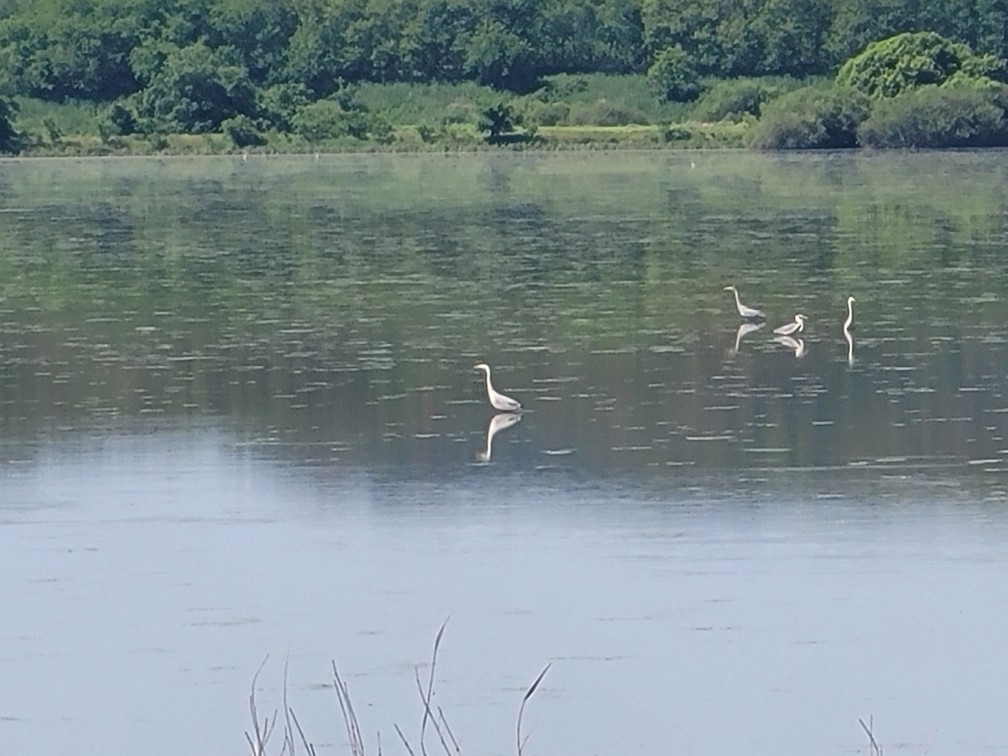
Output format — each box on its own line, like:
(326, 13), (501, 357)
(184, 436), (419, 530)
(9, 74), (754, 156)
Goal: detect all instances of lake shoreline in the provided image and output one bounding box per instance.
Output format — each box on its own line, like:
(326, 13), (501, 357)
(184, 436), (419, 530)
(5, 122), (751, 158)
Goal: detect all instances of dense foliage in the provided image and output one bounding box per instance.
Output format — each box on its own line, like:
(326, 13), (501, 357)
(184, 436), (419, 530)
(858, 81), (1008, 147)
(3, 0), (1008, 149)
(836, 30), (1008, 98)
(0, 97), (21, 152)
(746, 85), (869, 148)
(689, 77), (797, 121)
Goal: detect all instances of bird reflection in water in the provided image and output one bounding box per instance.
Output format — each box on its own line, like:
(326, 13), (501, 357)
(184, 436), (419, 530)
(774, 334), (807, 358)
(476, 412), (522, 463)
(729, 321), (764, 356)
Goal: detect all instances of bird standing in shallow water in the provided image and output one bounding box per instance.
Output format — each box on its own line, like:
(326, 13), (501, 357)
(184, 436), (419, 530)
(723, 285), (765, 319)
(773, 313), (807, 336)
(473, 363), (522, 412)
(844, 296), (856, 332)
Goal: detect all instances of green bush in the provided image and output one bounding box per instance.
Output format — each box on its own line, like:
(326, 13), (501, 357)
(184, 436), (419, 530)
(662, 125), (692, 142)
(748, 85), (870, 149)
(0, 97), (22, 153)
(858, 82), (1008, 148)
(836, 31), (1006, 99)
(443, 99), (480, 125)
(134, 42), (259, 133)
(479, 102), (517, 140)
(103, 103), (138, 136)
(647, 45), (702, 103)
(567, 99), (650, 126)
(524, 100), (570, 126)
(292, 100), (366, 141)
(691, 78), (797, 122)
(222, 114), (266, 147)
(259, 83), (311, 132)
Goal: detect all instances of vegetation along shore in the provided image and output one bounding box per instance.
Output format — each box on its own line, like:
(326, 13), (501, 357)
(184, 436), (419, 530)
(3, 0), (1008, 155)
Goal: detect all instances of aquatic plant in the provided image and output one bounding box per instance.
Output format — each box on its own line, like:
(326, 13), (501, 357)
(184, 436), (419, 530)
(245, 621), (550, 756)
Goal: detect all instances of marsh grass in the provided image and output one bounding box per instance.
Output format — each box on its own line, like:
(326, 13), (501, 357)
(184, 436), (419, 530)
(859, 716), (883, 756)
(9, 74), (757, 155)
(247, 622), (550, 756)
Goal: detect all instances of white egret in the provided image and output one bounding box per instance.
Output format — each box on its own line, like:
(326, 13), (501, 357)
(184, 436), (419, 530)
(774, 335), (807, 358)
(473, 363), (522, 412)
(773, 313), (807, 336)
(476, 412), (522, 463)
(723, 285), (765, 319)
(844, 328), (854, 367)
(844, 296), (856, 332)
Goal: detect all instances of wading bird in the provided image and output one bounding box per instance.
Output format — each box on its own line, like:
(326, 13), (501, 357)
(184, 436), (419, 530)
(773, 313), (807, 336)
(844, 296), (856, 332)
(476, 412), (523, 463)
(723, 285), (765, 319)
(474, 363), (522, 412)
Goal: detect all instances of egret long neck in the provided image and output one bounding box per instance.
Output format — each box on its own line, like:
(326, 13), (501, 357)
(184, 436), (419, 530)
(482, 368), (494, 395)
(845, 301), (854, 330)
(732, 289), (743, 309)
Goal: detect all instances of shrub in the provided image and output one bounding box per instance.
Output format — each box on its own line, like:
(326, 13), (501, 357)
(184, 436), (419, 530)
(292, 100), (371, 141)
(0, 97), (22, 153)
(858, 83), (1008, 148)
(480, 102), (517, 141)
(647, 45), (702, 103)
(134, 42), (259, 133)
(567, 99), (650, 126)
(836, 31), (1006, 99)
(443, 99), (480, 125)
(691, 78), (795, 122)
(524, 100), (570, 126)
(748, 85), (870, 149)
(102, 103), (138, 136)
(662, 125), (692, 142)
(259, 83), (311, 132)
(222, 114), (267, 147)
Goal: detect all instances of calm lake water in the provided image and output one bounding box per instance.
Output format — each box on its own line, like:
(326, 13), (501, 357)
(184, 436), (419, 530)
(2, 151), (1008, 756)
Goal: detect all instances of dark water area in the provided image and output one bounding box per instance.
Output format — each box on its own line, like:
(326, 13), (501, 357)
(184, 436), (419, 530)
(1, 152), (1008, 756)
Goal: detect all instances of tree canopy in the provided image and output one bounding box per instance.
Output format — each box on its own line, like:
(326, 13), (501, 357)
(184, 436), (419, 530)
(836, 30), (1008, 98)
(3, 0), (1008, 147)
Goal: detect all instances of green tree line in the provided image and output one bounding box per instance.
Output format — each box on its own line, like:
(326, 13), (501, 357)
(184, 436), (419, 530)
(4, 0), (1008, 100)
(3, 0), (1008, 148)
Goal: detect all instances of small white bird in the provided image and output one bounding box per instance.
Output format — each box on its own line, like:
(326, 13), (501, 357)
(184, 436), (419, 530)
(844, 296), (856, 332)
(723, 285), (765, 319)
(773, 313), (807, 336)
(473, 363), (522, 412)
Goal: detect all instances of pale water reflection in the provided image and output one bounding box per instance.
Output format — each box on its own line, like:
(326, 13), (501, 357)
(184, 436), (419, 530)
(1, 152), (1008, 756)
(3, 432), (1008, 756)
(476, 412), (522, 463)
